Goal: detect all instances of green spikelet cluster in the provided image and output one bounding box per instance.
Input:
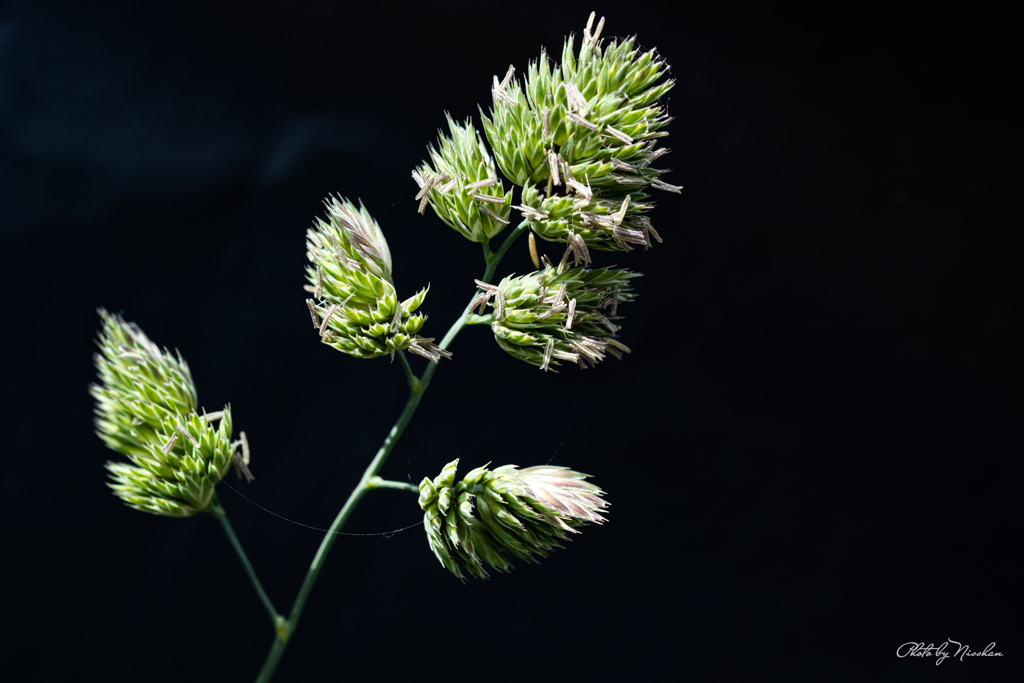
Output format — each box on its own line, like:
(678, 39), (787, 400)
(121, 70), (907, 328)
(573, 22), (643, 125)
(91, 309), (242, 517)
(479, 13), (677, 256)
(413, 114), (513, 243)
(474, 265), (637, 370)
(304, 197), (450, 363)
(419, 459), (608, 580)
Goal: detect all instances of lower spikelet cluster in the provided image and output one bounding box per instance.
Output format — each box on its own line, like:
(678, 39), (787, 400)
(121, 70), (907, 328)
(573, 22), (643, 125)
(92, 309), (249, 517)
(473, 265), (638, 370)
(418, 459), (608, 580)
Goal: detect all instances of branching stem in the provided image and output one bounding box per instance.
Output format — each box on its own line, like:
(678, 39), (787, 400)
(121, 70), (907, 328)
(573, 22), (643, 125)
(366, 476), (420, 493)
(249, 218), (530, 682)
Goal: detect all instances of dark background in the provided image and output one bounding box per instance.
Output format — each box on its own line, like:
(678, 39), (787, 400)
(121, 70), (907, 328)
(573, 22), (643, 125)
(1, 1), (1019, 680)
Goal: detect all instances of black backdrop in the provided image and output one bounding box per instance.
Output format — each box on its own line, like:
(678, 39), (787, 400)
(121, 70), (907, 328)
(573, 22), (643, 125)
(1, 2), (1019, 681)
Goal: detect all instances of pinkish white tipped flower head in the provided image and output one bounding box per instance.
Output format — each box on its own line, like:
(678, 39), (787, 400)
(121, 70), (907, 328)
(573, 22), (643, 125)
(418, 458), (608, 581)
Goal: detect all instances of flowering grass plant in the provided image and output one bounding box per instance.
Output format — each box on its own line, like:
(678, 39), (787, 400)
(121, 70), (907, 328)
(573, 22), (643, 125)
(92, 14), (677, 681)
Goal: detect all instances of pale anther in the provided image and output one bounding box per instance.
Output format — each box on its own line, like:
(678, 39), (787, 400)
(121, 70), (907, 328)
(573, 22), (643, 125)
(557, 243), (571, 274)
(500, 64), (516, 88)
(161, 433), (178, 455)
(647, 147), (671, 163)
(591, 16), (605, 45)
(472, 193), (505, 204)
(610, 158), (638, 172)
(564, 82), (587, 112)
(651, 179), (684, 193)
(565, 112), (598, 131)
(605, 125), (633, 144)
(597, 315), (618, 333)
(479, 205), (510, 225)
(319, 303), (339, 336)
(465, 178), (497, 191)
(177, 424), (200, 447)
(547, 149), (561, 186)
(537, 301), (566, 321)
(495, 288), (505, 320)
(474, 279), (498, 291)
(556, 282), (568, 304)
(540, 338), (554, 372)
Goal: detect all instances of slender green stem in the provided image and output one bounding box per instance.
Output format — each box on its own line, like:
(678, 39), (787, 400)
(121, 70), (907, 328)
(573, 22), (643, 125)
(422, 220), (529, 389)
(209, 492), (281, 626)
(254, 389), (423, 682)
(397, 350), (421, 393)
(366, 476), (420, 493)
(488, 219), (530, 271)
(254, 219), (529, 682)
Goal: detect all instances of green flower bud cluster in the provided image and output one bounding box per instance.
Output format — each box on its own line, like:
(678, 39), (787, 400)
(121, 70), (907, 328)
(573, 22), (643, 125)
(305, 197), (450, 363)
(92, 309), (245, 517)
(479, 13), (677, 256)
(473, 265), (637, 370)
(419, 458), (608, 580)
(413, 114), (513, 243)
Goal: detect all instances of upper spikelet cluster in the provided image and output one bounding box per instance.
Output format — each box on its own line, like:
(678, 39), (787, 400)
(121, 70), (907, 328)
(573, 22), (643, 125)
(479, 13), (677, 257)
(413, 114), (514, 243)
(304, 197), (450, 363)
(92, 309), (249, 517)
